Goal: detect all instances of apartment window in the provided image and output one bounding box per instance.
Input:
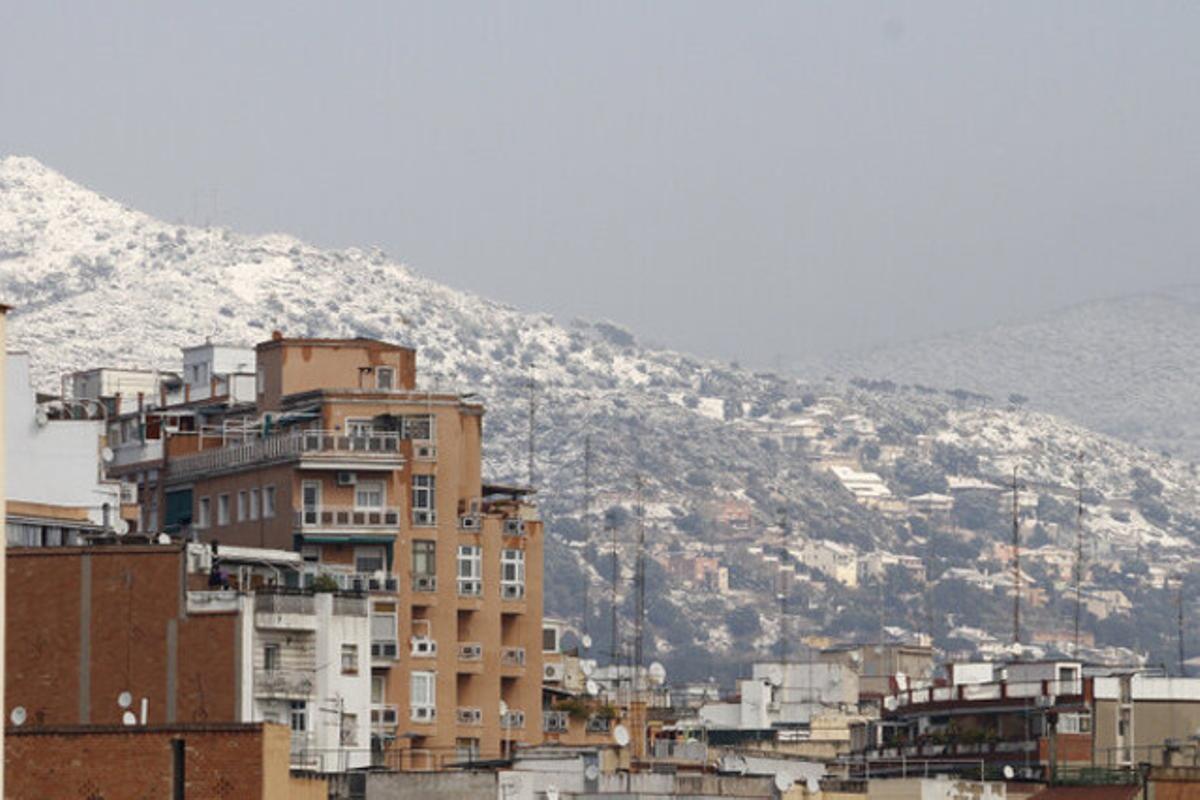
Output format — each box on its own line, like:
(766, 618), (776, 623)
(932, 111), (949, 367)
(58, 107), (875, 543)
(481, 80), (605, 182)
(355, 547), (386, 574)
(217, 494), (230, 526)
(264, 643), (280, 672)
(412, 474), (435, 518)
(345, 417), (373, 438)
(410, 671), (435, 709)
(196, 497), (211, 529)
(355, 480), (384, 510)
(302, 481), (321, 525)
(341, 644), (359, 675)
(401, 414), (434, 441)
(237, 491), (247, 522)
(341, 713), (358, 746)
(371, 609), (397, 644)
(263, 485), (276, 518)
(456, 738), (480, 764)
(457, 545), (482, 595)
(501, 549), (526, 592)
(248, 488), (260, 520)
(376, 367), (395, 390)
(289, 700), (307, 732)
(413, 540), (436, 577)
(371, 674), (387, 705)
(543, 626), (560, 653)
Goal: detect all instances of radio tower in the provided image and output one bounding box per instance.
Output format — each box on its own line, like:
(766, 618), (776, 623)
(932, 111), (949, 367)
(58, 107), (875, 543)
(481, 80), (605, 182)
(1073, 454), (1085, 658)
(1011, 466), (1022, 648)
(582, 435), (593, 656)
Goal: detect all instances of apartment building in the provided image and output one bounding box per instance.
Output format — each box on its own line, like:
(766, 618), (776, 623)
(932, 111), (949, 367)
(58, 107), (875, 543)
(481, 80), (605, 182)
(93, 333), (544, 769)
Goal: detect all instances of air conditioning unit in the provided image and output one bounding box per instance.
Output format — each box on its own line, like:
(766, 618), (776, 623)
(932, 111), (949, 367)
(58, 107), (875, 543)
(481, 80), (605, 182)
(503, 518), (526, 536)
(413, 510), (437, 527)
(410, 705), (436, 723)
(337, 471), (357, 486)
(371, 641), (399, 660)
(459, 643), (482, 660)
(411, 636), (438, 657)
(415, 444), (437, 460)
(501, 584), (525, 601)
(119, 482), (138, 504)
(458, 515), (481, 531)
(457, 579), (481, 597)
(544, 663), (565, 682)
(413, 574), (437, 592)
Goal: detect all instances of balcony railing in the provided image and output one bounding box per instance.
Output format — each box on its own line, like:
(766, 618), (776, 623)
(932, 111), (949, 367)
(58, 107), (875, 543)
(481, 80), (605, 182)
(255, 669), (314, 698)
(456, 707), (483, 726)
(501, 710), (526, 730)
(169, 429), (402, 479)
(543, 710), (569, 733)
(371, 704), (399, 733)
(458, 642), (483, 662)
(889, 678), (1084, 710)
(255, 592), (316, 616)
(500, 647), (526, 668)
(586, 716), (613, 733)
(296, 507), (401, 530)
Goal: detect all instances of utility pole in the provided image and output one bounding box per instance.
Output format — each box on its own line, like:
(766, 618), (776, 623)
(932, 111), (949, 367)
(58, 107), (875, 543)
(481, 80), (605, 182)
(1012, 466), (1021, 648)
(1073, 454), (1085, 659)
(583, 434), (592, 656)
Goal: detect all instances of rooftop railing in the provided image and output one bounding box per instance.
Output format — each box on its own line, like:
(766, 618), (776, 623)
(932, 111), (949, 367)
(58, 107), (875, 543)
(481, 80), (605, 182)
(169, 429), (402, 478)
(296, 507), (401, 530)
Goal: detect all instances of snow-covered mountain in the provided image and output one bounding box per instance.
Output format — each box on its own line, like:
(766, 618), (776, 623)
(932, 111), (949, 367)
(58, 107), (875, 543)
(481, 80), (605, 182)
(793, 290), (1200, 462)
(3, 155), (1197, 681)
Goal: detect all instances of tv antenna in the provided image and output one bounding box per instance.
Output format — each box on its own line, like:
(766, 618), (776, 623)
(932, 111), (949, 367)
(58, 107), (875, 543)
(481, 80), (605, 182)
(1011, 466), (1022, 648)
(526, 362), (536, 489)
(608, 517), (620, 666)
(776, 507), (789, 664)
(1072, 453), (1086, 658)
(583, 433), (593, 656)
(634, 473), (647, 681)
(1177, 575), (1187, 677)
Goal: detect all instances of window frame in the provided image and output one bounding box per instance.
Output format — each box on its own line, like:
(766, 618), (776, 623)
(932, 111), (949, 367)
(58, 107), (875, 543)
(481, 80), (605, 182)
(410, 671), (436, 708)
(412, 540), (436, 577)
(196, 496), (211, 529)
(217, 494), (230, 526)
(248, 488), (260, 520)
(263, 485), (276, 518)
(412, 474), (435, 513)
(289, 700), (307, 732)
(340, 643), (359, 675)
(354, 480), (385, 511)
(376, 366), (395, 390)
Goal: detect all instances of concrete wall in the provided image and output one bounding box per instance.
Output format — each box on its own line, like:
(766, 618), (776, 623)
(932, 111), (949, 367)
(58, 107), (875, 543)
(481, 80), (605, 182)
(6, 352), (116, 521)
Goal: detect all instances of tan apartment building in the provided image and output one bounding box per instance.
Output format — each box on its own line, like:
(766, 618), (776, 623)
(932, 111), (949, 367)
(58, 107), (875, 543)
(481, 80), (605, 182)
(96, 333), (545, 769)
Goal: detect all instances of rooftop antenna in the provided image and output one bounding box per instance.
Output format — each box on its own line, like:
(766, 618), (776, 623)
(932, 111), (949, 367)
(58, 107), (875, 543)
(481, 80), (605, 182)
(776, 507), (789, 664)
(1177, 576), (1187, 677)
(527, 362), (537, 489)
(609, 518), (620, 667)
(1011, 466), (1022, 648)
(582, 433), (593, 656)
(1072, 453), (1085, 659)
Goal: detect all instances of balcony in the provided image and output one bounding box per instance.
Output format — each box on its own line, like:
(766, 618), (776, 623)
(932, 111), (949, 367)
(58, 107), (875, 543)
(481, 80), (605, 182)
(168, 429), (403, 480)
(543, 710), (569, 734)
(500, 647), (526, 675)
(371, 704), (399, 735)
(456, 707), (483, 726)
(458, 642), (483, 661)
(586, 716), (613, 734)
(295, 507), (401, 533)
(255, 669), (314, 699)
(501, 710), (526, 730)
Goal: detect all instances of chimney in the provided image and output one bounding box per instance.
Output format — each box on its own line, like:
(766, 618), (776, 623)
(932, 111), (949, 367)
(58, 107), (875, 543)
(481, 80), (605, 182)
(271, 330), (284, 342)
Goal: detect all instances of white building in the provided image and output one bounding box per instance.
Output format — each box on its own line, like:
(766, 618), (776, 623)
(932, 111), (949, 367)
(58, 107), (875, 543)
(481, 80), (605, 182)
(795, 539), (859, 587)
(698, 661), (859, 728)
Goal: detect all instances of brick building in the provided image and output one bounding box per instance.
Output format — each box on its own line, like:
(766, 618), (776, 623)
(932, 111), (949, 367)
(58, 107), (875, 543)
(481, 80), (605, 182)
(83, 333), (545, 768)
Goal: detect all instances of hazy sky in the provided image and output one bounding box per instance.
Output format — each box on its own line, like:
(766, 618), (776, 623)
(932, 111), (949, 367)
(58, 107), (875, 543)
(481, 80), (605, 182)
(3, 2), (1198, 367)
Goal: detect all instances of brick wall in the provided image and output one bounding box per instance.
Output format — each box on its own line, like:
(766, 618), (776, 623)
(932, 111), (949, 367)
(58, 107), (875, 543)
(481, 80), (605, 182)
(4, 723), (317, 800)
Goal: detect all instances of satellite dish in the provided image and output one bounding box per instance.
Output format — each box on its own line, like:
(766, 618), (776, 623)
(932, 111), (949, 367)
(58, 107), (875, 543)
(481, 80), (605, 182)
(584, 764), (600, 781)
(586, 679), (600, 697)
(765, 664), (784, 687)
(774, 773), (793, 792)
(118, 691), (133, 709)
(612, 724), (631, 748)
(101, 447), (115, 463)
(122, 711), (138, 726)
(884, 696), (898, 711)
(581, 659), (595, 677)
(35, 408), (49, 428)
(648, 662), (667, 687)
(10, 707), (26, 727)
(1003, 765), (1015, 780)
(113, 519), (130, 536)
(581, 634), (593, 649)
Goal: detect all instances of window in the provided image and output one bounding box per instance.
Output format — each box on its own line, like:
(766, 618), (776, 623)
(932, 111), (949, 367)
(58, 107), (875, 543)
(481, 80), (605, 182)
(376, 367), (395, 390)
(302, 481), (321, 525)
(264, 643), (280, 672)
(371, 674), (387, 705)
(263, 485), (276, 518)
(289, 700), (307, 732)
(355, 480), (384, 510)
(371, 609), (397, 644)
(197, 497), (211, 529)
(217, 494), (230, 526)
(256, 365), (265, 396)
(248, 488), (260, 520)
(401, 414), (434, 441)
(456, 738), (480, 763)
(501, 549), (526, 590)
(341, 644), (359, 675)
(345, 418), (373, 438)
(356, 547), (386, 574)
(413, 540), (436, 577)
(412, 475), (435, 514)
(237, 491), (247, 522)
(410, 671), (435, 708)
(340, 713), (358, 746)
(543, 626), (560, 653)
(457, 545), (482, 595)
(300, 545), (321, 563)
